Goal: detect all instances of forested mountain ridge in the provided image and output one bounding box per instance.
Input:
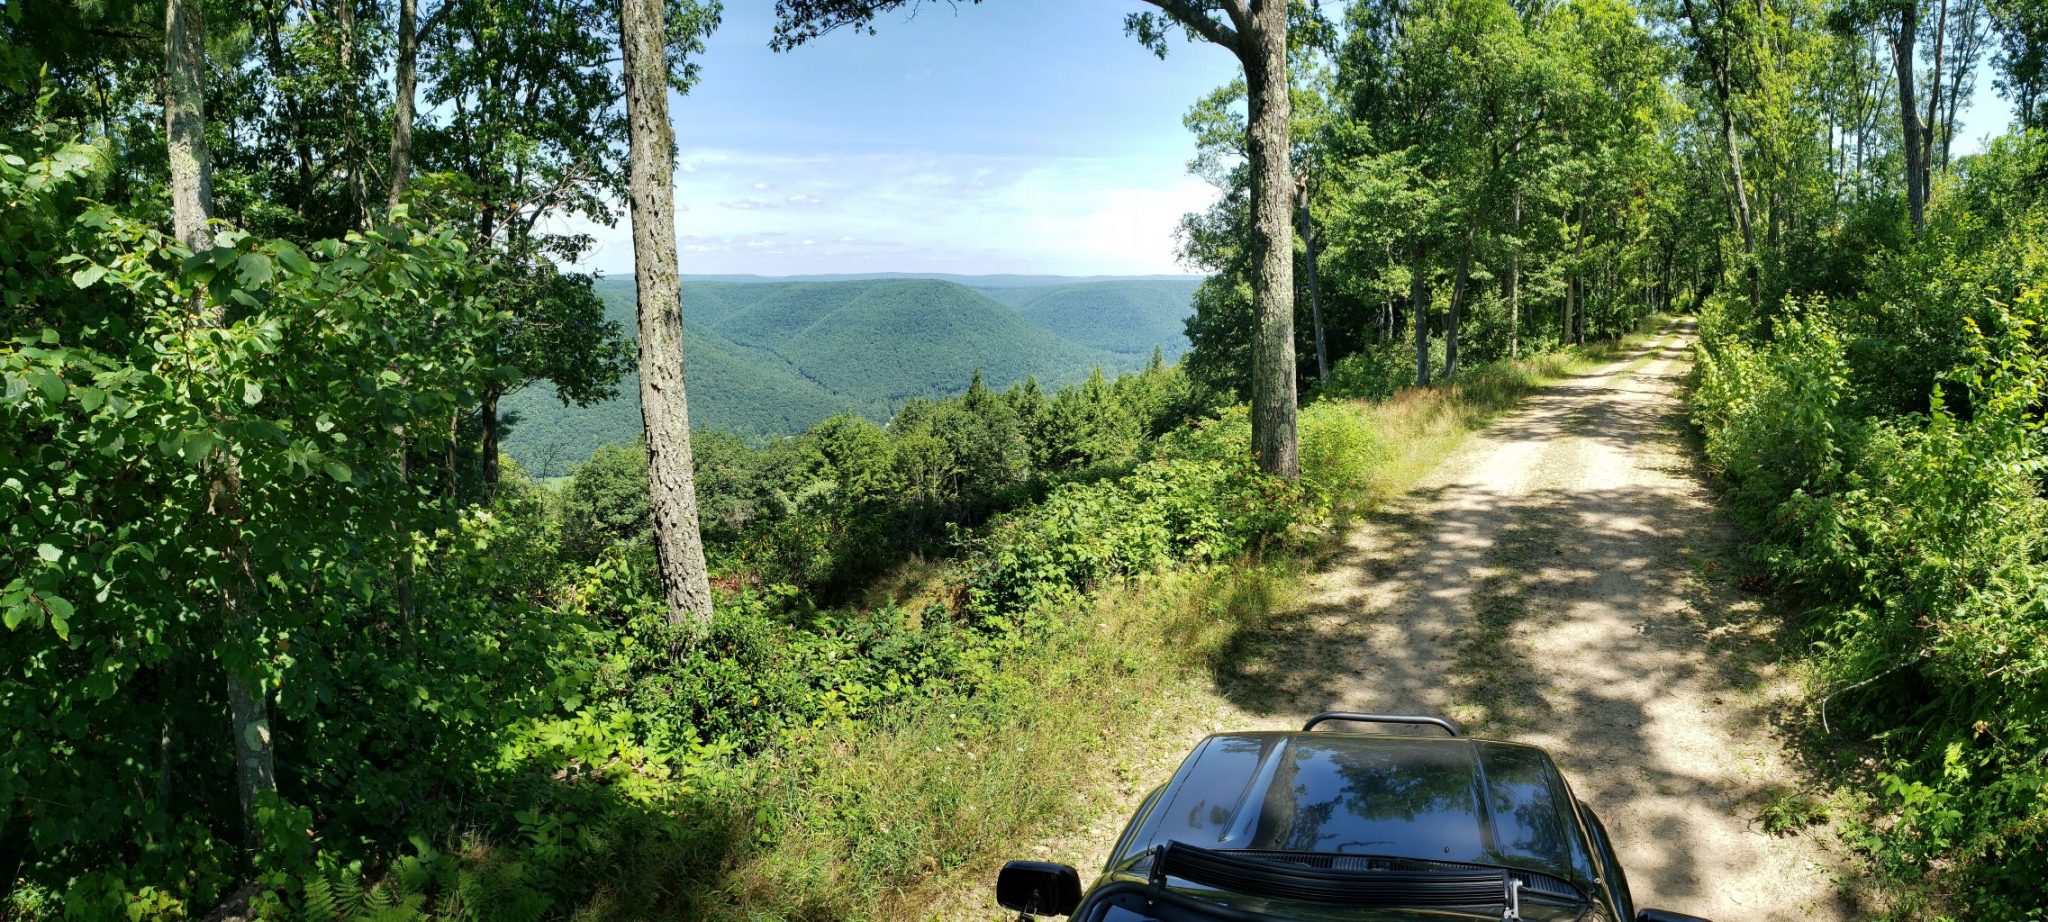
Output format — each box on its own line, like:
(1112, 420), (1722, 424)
(500, 275), (1198, 473)
(976, 278), (1204, 358)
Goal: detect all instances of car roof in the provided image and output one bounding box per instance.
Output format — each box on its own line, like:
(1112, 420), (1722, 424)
(1110, 731), (1602, 894)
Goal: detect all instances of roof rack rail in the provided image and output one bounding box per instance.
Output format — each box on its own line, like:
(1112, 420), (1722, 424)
(1302, 712), (1462, 737)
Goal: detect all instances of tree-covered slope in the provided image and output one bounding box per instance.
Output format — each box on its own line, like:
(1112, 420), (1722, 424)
(976, 279), (1201, 358)
(501, 276), (1165, 474)
(709, 280), (882, 346)
(765, 279), (1124, 401)
(500, 284), (864, 475)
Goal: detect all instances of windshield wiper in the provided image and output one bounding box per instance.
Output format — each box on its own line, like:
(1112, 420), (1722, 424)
(1153, 842), (1508, 907)
(1221, 849), (1587, 904)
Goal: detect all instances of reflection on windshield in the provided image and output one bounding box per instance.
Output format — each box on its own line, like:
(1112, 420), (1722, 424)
(1250, 738), (1487, 859)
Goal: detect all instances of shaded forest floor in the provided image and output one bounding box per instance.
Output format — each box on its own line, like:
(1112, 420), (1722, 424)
(933, 321), (1863, 920)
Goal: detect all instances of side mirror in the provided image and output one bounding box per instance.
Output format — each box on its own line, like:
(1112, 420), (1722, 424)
(996, 861), (1083, 917)
(1638, 911), (1712, 922)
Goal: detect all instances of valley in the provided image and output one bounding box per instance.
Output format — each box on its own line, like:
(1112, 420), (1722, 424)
(499, 274), (1201, 475)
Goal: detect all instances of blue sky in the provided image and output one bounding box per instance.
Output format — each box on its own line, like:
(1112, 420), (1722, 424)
(562, 1), (2020, 278)
(565, 0), (1238, 277)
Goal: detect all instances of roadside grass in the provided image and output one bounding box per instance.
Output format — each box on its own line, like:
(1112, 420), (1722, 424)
(669, 318), (1685, 921)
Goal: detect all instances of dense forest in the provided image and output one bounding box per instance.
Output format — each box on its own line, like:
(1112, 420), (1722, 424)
(3, 0), (2046, 919)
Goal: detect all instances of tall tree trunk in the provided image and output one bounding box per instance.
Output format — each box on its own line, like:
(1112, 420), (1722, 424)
(1894, 2), (1925, 234)
(1509, 187), (1521, 359)
(1241, 1), (1299, 479)
(1412, 245), (1431, 386)
(620, 0), (714, 629)
(1925, 0), (1948, 191)
(1684, 0), (1759, 307)
(1443, 222), (1477, 379)
(479, 386), (501, 488)
(1297, 179), (1328, 383)
(167, 6), (215, 254)
(338, 0), (368, 226)
(386, 0), (417, 215)
(166, 0), (278, 844)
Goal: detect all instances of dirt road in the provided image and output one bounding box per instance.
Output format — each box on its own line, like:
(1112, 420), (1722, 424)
(984, 322), (1853, 920)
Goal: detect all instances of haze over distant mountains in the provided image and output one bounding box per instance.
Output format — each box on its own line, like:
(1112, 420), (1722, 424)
(500, 274), (1203, 476)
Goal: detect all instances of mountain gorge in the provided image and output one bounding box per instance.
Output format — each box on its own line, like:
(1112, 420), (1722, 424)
(500, 275), (1201, 475)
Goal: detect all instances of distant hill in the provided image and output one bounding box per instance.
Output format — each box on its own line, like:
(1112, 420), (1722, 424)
(975, 279), (1203, 359)
(499, 274), (1201, 476)
(499, 285), (865, 476)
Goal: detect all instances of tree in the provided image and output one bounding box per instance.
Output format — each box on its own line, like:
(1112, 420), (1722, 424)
(619, 0), (717, 629)
(416, 0), (644, 487)
(1989, 0), (2048, 128)
(1682, 0), (1764, 300)
(771, 0), (1303, 480)
(387, 0), (418, 214)
(1127, 2), (1300, 479)
(164, 0), (279, 845)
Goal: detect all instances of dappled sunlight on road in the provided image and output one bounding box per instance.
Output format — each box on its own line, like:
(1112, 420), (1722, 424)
(1218, 324), (1855, 921)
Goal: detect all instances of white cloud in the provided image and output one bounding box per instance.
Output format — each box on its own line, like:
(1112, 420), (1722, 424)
(678, 161), (699, 173)
(561, 147), (1215, 276)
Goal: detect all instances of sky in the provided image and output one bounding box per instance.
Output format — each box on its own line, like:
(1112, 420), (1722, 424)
(560, 1), (2023, 279)
(563, 0), (1239, 278)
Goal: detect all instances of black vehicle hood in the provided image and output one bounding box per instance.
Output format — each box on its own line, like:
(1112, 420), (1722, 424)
(1109, 732), (1601, 895)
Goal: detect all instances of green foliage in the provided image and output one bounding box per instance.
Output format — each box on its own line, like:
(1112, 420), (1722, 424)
(976, 279), (1201, 358)
(1691, 136), (2048, 915)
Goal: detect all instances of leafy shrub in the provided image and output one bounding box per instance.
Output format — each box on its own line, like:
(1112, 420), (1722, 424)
(1691, 184), (2048, 915)
(1319, 340), (1421, 400)
(1297, 400), (1392, 511)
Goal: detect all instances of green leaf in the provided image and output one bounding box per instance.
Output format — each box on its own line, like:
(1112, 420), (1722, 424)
(273, 242), (312, 275)
(2, 603), (24, 630)
(322, 460), (353, 483)
(75, 386), (105, 411)
(237, 252), (274, 286)
(42, 596), (71, 640)
(36, 543), (60, 563)
(29, 370), (64, 401)
(242, 381), (263, 406)
(70, 264), (106, 288)
(181, 430), (218, 462)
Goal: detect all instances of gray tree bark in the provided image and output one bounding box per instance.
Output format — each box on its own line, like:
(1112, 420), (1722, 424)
(1893, 1), (1926, 234)
(1509, 187), (1521, 359)
(1443, 222), (1477, 379)
(620, 0), (715, 629)
(338, 0), (368, 226)
(166, 0), (278, 844)
(386, 0), (417, 215)
(1411, 246), (1431, 386)
(166, 0), (215, 254)
(1683, 0), (1759, 306)
(1240, 0), (1299, 479)
(1925, 0), (1947, 188)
